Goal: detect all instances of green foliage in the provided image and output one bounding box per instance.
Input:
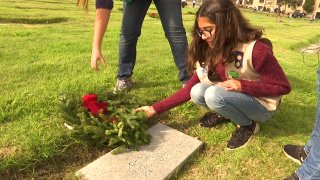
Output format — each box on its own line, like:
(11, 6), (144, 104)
(1, 0), (320, 178)
(59, 92), (151, 154)
(303, 0), (315, 13)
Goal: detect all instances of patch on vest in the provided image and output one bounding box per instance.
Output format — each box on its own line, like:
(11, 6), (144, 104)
(233, 51), (244, 69)
(228, 70), (239, 79)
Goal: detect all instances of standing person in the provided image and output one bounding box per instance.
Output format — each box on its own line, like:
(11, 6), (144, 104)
(87, 0), (190, 91)
(77, 0), (114, 70)
(193, 0), (196, 8)
(137, 0), (291, 150)
(114, 0), (190, 92)
(283, 67), (320, 179)
(288, 12), (293, 22)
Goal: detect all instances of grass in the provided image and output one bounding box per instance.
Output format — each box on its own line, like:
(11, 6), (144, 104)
(0, 0), (320, 179)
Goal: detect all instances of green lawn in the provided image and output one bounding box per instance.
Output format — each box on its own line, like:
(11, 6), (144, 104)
(1, 0), (320, 179)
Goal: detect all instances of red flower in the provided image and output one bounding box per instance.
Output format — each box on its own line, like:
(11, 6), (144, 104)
(82, 94), (107, 115)
(82, 94), (97, 102)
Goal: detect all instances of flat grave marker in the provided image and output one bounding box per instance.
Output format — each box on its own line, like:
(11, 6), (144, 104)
(76, 123), (204, 180)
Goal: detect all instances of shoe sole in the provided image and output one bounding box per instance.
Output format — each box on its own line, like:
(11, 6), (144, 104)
(198, 120), (230, 128)
(198, 118), (231, 128)
(227, 122), (260, 151)
(283, 149), (303, 165)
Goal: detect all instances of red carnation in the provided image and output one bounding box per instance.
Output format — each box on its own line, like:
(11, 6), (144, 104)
(82, 94), (97, 102)
(82, 93), (107, 116)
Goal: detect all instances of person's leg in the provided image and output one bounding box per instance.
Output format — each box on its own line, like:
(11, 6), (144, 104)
(204, 86), (274, 149)
(118, 0), (152, 80)
(191, 83), (231, 128)
(153, 0), (190, 83)
(190, 83), (211, 107)
(296, 68), (320, 179)
(204, 86), (275, 126)
(297, 140), (320, 179)
(305, 68), (320, 154)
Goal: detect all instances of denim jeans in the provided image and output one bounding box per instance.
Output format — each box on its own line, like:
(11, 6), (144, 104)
(118, 0), (189, 83)
(297, 67), (320, 179)
(190, 83), (275, 126)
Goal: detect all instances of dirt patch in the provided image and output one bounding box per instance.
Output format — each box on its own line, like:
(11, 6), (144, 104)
(0, 146), (17, 159)
(0, 144), (111, 180)
(0, 17), (68, 24)
(15, 6), (63, 11)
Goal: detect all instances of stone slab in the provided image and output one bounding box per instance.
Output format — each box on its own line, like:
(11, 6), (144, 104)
(76, 123), (204, 180)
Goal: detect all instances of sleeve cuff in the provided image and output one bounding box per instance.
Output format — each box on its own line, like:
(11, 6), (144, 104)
(96, 0), (114, 10)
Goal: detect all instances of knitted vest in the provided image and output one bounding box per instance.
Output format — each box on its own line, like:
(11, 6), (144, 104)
(196, 62), (218, 85)
(225, 40), (281, 111)
(196, 40), (281, 111)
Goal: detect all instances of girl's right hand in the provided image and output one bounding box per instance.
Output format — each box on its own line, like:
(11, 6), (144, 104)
(136, 106), (156, 118)
(91, 49), (106, 70)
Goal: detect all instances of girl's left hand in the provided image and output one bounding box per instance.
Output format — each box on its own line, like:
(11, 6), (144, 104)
(217, 79), (242, 91)
(135, 106), (156, 118)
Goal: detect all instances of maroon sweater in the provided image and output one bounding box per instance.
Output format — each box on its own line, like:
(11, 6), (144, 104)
(152, 40), (291, 114)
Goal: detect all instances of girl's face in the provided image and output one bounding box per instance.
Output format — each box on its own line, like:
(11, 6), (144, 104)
(197, 17), (216, 47)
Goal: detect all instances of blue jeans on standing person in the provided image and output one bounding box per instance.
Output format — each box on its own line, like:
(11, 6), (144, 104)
(190, 83), (275, 126)
(297, 67), (320, 179)
(118, 0), (189, 83)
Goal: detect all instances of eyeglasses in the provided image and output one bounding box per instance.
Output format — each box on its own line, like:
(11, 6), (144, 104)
(195, 28), (214, 38)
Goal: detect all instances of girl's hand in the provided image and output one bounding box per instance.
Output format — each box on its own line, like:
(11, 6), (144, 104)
(136, 106), (156, 118)
(217, 79), (242, 91)
(91, 49), (106, 70)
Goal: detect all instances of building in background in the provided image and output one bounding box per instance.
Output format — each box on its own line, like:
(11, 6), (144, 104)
(234, 0), (320, 18)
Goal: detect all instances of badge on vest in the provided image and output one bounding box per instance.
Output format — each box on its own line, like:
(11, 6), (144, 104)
(233, 51), (244, 69)
(228, 70), (239, 79)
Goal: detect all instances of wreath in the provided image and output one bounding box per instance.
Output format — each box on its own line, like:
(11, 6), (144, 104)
(59, 92), (151, 154)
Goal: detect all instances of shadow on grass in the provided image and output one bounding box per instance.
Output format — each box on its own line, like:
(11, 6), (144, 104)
(186, 11), (195, 15)
(15, 6), (64, 11)
(261, 74), (317, 139)
(289, 34), (320, 50)
(287, 74), (317, 93)
(27, 0), (65, 4)
(0, 17), (68, 24)
(1, 0), (73, 4)
(0, 143), (111, 180)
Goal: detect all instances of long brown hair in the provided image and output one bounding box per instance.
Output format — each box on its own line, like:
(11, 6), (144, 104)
(187, 0), (263, 73)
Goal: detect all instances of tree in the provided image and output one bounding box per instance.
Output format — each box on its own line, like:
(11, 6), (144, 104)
(296, 0), (303, 7)
(303, 0), (315, 13)
(278, 0), (303, 11)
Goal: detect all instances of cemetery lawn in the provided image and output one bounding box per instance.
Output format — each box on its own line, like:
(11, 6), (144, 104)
(1, 0), (320, 179)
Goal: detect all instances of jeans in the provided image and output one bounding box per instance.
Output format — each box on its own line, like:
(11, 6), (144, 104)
(118, 0), (189, 83)
(190, 83), (275, 126)
(297, 67), (320, 179)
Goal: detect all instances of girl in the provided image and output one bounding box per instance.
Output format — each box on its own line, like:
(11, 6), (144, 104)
(137, 0), (291, 150)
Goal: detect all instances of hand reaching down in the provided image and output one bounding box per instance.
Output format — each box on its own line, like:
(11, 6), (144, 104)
(136, 106), (156, 118)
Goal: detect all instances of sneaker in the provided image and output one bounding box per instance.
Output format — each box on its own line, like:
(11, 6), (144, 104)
(227, 121), (260, 150)
(199, 112), (230, 128)
(114, 77), (132, 93)
(283, 172), (299, 180)
(283, 144), (307, 165)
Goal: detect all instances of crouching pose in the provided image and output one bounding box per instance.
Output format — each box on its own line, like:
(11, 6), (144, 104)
(137, 0), (291, 150)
